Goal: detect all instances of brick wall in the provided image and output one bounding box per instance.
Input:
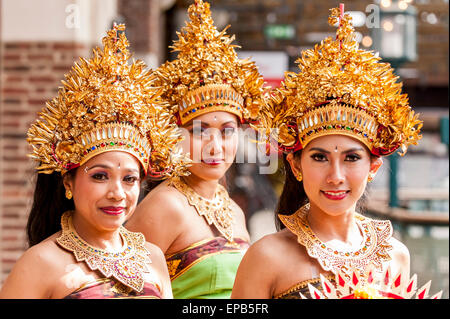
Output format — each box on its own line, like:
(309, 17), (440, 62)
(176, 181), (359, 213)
(118, 0), (166, 69)
(0, 41), (86, 285)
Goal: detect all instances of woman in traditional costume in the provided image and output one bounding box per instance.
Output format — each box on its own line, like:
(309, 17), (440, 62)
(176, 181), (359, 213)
(0, 24), (188, 299)
(231, 7), (429, 299)
(125, 0), (265, 299)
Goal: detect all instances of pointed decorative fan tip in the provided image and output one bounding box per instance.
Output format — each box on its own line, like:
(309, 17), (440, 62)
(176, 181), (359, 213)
(406, 273), (418, 294)
(351, 270), (360, 287)
(307, 283), (325, 299)
(302, 268), (441, 299)
(320, 274), (339, 299)
(416, 280), (432, 299)
(430, 291), (443, 299)
(320, 273), (332, 293)
(382, 265), (392, 288)
(337, 272), (346, 287)
(393, 272), (402, 288)
(299, 292), (308, 299)
(390, 269), (406, 295)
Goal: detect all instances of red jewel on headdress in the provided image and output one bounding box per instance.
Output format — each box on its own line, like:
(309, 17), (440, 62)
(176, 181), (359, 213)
(65, 163), (80, 172)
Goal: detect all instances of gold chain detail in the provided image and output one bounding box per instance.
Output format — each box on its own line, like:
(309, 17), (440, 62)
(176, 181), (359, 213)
(170, 176), (234, 242)
(56, 211), (152, 292)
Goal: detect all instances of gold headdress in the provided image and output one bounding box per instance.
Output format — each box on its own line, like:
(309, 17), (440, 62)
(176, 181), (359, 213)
(27, 24), (189, 177)
(258, 7), (422, 156)
(153, 0), (265, 125)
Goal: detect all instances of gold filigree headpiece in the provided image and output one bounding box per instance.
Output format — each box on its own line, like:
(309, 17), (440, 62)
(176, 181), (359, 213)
(153, 0), (265, 125)
(258, 7), (422, 156)
(27, 24), (189, 177)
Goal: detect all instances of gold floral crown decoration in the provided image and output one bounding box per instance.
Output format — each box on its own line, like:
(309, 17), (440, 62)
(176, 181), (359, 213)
(153, 0), (265, 125)
(258, 6), (422, 156)
(27, 24), (190, 177)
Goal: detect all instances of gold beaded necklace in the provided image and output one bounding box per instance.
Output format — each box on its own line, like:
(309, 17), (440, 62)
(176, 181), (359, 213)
(170, 176), (234, 242)
(56, 211), (152, 292)
(279, 203), (393, 278)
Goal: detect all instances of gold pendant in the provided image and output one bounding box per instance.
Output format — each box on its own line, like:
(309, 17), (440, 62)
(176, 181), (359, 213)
(279, 204), (393, 278)
(56, 211), (152, 292)
(170, 176), (234, 242)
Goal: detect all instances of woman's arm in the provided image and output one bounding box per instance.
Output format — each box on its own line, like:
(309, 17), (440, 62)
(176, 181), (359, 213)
(388, 237), (411, 280)
(0, 244), (56, 299)
(231, 237), (276, 299)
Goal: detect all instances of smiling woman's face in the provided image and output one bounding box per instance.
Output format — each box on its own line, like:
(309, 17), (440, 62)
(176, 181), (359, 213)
(180, 111), (239, 182)
(63, 151), (142, 232)
(288, 135), (382, 216)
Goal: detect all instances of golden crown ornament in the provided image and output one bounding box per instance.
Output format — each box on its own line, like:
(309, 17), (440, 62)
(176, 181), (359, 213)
(153, 0), (266, 125)
(27, 24), (190, 177)
(257, 6), (422, 156)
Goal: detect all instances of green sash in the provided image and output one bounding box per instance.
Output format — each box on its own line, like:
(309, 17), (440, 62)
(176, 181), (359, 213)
(166, 237), (249, 299)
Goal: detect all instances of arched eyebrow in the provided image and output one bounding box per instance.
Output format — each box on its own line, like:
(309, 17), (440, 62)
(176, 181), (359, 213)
(85, 164), (112, 171)
(308, 147), (365, 154)
(186, 120), (238, 129)
(85, 164), (139, 173)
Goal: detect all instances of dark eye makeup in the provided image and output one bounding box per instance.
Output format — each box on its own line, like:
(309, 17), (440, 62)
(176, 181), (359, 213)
(309, 151), (363, 162)
(345, 153), (362, 161)
(89, 171), (139, 184)
(310, 153), (327, 162)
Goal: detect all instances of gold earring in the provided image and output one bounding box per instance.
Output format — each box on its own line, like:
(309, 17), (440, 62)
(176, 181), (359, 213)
(294, 171), (303, 182)
(65, 189), (73, 200)
(367, 173), (375, 183)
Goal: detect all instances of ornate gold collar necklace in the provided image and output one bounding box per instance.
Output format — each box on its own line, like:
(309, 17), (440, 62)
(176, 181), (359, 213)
(170, 176), (234, 242)
(279, 204), (393, 277)
(56, 211), (152, 292)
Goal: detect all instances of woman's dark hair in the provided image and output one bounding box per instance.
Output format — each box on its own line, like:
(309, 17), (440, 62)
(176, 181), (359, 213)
(275, 151), (308, 231)
(26, 169), (76, 247)
(138, 177), (162, 202)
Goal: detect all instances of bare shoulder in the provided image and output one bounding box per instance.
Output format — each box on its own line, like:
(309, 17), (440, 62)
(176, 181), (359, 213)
(228, 197), (250, 239)
(127, 180), (189, 232)
(144, 241), (165, 261)
(0, 232), (69, 298)
(134, 181), (188, 221)
(16, 233), (65, 272)
(229, 197), (244, 217)
(389, 236), (409, 253)
(245, 229), (300, 262)
(232, 228), (305, 298)
(388, 236), (410, 264)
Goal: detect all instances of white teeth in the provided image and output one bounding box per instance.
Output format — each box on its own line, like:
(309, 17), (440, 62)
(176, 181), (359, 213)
(323, 191), (347, 196)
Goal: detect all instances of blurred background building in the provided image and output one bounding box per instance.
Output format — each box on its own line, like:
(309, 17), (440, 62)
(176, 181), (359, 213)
(0, 0), (448, 297)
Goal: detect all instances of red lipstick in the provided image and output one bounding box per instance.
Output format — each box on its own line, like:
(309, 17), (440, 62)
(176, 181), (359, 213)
(321, 190), (349, 200)
(100, 206), (125, 215)
(201, 158), (224, 166)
